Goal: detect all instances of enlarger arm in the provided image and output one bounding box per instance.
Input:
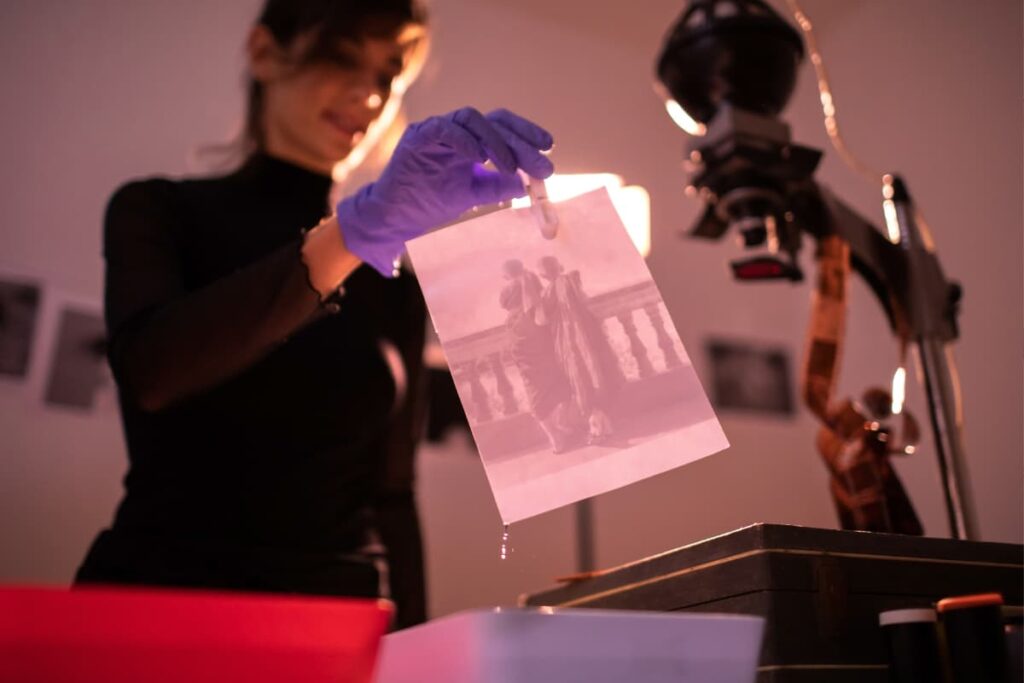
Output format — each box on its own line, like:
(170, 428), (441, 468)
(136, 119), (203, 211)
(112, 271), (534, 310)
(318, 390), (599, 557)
(813, 181), (962, 345)
(802, 167), (976, 542)
(816, 179), (974, 540)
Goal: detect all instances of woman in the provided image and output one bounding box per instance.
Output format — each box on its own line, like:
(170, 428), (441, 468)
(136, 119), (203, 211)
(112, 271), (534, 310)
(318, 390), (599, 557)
(498, 260), (573, 453)
(75, 0), (554, 629)
(538, 256), (624, 445)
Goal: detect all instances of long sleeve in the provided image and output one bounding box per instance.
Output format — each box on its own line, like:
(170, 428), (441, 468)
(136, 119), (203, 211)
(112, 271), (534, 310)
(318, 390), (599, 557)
(371, 273), (429, 627)
(104, 179), (326, 412)
(82, 157), (426, 601)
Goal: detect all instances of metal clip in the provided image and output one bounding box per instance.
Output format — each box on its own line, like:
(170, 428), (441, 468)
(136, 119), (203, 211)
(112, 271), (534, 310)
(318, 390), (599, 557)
(524, 174), (559, 240)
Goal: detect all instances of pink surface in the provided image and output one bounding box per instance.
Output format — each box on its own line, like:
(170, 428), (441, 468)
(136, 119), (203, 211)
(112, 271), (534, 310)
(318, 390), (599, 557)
(0, 585), (392, 683)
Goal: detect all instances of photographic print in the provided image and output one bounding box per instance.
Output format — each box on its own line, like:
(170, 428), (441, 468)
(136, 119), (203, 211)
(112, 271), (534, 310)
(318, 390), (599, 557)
(707, 339), (795, 416)
(44, 306), (112, 411)
(407, 188), (728, 523)
(0, 278), (41, 379)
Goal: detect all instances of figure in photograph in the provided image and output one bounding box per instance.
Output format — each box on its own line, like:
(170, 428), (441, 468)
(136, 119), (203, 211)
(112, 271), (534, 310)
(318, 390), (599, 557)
(499, 259), (575, 453)
(538, 256), (624, 445)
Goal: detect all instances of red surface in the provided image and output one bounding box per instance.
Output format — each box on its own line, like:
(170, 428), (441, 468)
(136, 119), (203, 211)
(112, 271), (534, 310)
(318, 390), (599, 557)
(0, 584), (393, 683)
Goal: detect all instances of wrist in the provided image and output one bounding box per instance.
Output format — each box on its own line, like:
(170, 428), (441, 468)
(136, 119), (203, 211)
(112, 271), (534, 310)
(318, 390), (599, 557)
(335, 187), (408, 278)
(300, 215), (361, 299)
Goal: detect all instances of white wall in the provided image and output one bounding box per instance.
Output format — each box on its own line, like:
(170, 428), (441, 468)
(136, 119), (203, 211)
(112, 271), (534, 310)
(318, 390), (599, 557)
(0, 0), (261, 583)
(0, 0), (1020, 618)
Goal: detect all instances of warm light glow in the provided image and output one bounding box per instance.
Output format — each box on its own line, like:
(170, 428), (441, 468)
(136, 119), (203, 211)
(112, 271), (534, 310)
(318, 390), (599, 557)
(882, 174), (895, 198)
(333, 90), (404, 183)
(891, 366), (906, 415)
(764, 214), (780, 254)
(915, 208), (937, 253)
(819, 91), (835, 118)
(665, 99), (707, 136)
(330, 23), (429, 184)
(787, 0), (885, 187)
(882, 199), (900, 244)
(511, 174), (652, 256)
(611, 185), (652, 258)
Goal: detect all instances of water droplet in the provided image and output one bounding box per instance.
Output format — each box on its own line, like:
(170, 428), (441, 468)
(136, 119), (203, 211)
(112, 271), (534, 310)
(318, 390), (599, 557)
(500, 524), (511, 560)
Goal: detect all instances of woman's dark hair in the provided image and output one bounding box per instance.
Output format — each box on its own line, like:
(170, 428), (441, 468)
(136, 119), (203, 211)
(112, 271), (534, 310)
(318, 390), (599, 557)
(243, 0), (427, 154)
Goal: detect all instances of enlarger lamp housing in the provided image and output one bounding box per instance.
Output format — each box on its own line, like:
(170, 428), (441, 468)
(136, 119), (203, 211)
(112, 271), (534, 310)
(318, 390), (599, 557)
(657, 0), (805, 127)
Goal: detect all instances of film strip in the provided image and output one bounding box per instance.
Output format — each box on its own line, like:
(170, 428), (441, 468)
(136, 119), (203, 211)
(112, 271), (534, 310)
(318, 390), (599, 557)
(802, 235), (923, 535)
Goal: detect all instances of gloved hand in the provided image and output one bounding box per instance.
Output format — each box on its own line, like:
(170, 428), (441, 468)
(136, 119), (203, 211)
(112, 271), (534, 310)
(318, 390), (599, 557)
(336, 107), (554, 277)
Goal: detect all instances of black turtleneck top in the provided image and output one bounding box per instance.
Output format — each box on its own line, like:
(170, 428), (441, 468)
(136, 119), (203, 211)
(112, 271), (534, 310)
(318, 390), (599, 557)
(76, 153), (428, 626)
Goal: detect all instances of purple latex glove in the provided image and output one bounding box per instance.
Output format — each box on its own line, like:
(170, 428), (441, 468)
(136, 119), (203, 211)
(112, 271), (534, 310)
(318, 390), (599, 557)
(336, 107), (555, 277)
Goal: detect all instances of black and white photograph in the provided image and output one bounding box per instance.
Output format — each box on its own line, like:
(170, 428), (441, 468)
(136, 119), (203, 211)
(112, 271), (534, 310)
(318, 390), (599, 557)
(408, 188), (728, 523)
(707, 339), (795, 416)
(0, 277), (41, 379)
(43, 306), (112, 411)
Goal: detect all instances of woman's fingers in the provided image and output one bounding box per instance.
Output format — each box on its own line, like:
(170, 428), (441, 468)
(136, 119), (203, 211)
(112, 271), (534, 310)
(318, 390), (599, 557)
(469, 165), (526, 205)
(487, 109), (554, 151)
(449, 107), (518, 174)
(421, 116), (488, 164)
(491, 121), (555, 179)
(414, 107), (555, 182)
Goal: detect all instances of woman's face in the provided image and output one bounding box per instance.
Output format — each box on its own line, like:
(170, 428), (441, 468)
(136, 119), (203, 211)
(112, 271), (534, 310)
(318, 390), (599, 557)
(250, 27), (411, 174)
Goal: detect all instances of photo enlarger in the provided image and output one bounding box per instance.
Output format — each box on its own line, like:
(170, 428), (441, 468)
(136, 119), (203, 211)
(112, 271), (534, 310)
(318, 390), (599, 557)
(522, 1), (1022, 680)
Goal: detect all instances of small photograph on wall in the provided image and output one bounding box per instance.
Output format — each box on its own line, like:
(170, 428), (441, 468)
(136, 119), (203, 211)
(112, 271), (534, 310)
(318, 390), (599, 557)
(408, 188), (728, 524)
(0, 278), (42, 379)
(44, 306), (112, 411)
(706, 338), (794, 416)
